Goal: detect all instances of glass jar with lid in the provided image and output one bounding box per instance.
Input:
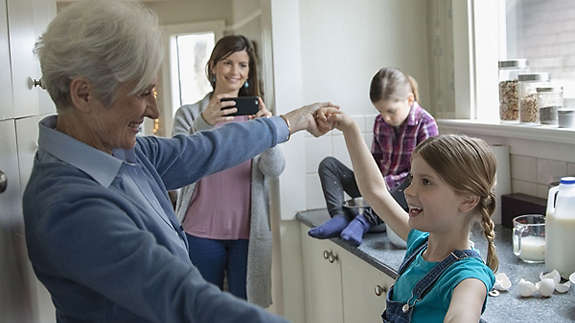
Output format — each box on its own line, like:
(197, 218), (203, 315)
(498, 59), (528, 122)
(518, 72), (549, 124)
(537, 85), (563, 126)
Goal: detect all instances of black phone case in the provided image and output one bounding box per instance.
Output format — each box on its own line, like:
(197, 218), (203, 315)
(221, 97), (259, 116)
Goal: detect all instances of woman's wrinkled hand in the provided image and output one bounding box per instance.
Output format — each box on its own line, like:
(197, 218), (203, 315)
(201, 93), (238, 125)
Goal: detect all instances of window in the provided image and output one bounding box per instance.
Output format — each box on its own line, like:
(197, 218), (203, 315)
(174, 33), (215, 111)
(156, 21), (224, 137)
(504, 0), (575, 98)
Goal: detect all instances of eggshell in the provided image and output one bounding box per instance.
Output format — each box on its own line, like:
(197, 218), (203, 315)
(537, 278), (555, 297)
(493, 272), (511, 291)
(518, 279), (537, 297)
(555, 281), (570, 294)
(539, 270), (561, 285)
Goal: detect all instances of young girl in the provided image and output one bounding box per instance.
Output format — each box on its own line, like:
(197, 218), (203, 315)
(309, 68), (438, 246)
(316, 109), (497, 322)
(172, 35), (284, 307)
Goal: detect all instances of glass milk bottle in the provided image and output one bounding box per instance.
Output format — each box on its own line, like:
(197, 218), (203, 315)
(545, 177), (575, 279)
(498, 59), (527, 122)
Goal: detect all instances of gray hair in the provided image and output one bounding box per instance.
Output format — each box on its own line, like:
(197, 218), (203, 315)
(34, 0), (163, 109)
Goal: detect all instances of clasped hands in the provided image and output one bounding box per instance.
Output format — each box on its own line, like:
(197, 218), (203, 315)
(283, 102), (355, 138)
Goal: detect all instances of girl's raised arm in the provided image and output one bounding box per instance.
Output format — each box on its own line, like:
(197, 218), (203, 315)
(318, 109), (411, 240)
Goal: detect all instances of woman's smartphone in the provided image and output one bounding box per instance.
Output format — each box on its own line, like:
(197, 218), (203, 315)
(221, 97), (259, 116)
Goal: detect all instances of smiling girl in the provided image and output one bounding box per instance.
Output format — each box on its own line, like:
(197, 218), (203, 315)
(309, 67), (438, 246)
(315, 108), (497, 322)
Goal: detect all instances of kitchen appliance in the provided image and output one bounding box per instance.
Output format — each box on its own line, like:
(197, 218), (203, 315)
(545, 177), (575, 278)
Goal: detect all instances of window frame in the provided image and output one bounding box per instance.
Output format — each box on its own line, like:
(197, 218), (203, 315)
(445, 0), (575, 143)
(156, 20), (225, 137)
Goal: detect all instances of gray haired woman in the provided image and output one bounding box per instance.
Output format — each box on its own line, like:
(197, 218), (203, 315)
(23, 1), (337, 322)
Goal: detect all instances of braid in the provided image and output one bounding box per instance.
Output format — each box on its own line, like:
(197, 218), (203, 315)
(479, 192), (499, 272)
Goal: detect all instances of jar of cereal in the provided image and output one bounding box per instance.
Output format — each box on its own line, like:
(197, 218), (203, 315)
(518, 73), (549, 124)
(537, 85), (563, 126)
(498, 59), (527, 122)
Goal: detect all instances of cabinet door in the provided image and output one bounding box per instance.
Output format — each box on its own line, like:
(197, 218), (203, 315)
(6, 0), (40, 119)
(14, 116), (56, 323)
(339, 247), (395, 323)
(0, 119), (35, 323)
(300, 223), (344, 323)
(32, 0), (56, 115)
(0, 0), (13, 120)
(0, 119), (21, 224)
(15, 115), (42, 195)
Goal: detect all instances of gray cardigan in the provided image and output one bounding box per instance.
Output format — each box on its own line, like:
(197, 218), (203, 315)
(172, 93), (285, 308)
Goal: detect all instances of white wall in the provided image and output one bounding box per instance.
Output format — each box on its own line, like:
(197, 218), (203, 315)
(299, 0), (431, 115)
(276, 0), (431, 214)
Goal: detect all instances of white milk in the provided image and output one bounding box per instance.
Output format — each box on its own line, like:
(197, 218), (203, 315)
(545, 215), (575, 278)
(518, 236), (545, 263)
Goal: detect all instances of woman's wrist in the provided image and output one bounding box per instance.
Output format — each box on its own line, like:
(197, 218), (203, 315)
(279, 114), (292, 140)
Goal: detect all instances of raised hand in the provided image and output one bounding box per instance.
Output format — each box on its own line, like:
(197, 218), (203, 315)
(201, 93), (238, 125)
(325, 109), (356, 132)
(283, 102), (340, 137)
(314, 106), (341, 133)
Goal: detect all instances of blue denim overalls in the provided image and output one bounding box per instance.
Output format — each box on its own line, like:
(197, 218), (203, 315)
(381, 239), (485, 323)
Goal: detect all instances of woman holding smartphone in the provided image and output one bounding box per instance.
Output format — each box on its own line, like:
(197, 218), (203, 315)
(172, 35), (284, 307)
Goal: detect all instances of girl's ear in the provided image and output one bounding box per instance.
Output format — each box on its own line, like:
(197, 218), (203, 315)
(407, 93), (415, 106)
(458, 194), (480, 214)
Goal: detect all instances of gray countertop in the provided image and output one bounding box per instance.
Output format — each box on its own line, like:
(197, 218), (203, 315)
(297, 208), (575, 322)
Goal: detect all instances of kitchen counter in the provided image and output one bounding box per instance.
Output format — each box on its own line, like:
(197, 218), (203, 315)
(297, 209), (575, 322)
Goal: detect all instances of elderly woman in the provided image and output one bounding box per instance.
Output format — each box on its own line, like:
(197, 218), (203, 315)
(23, 1), (335, 322)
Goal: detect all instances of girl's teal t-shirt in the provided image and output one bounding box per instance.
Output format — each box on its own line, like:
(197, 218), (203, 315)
(391, 229), (495, 322)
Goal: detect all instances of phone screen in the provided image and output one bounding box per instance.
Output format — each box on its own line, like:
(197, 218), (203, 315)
(221, 97), (259, 116)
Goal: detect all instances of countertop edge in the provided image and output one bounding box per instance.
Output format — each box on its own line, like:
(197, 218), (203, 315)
(296, 210), (399, 279)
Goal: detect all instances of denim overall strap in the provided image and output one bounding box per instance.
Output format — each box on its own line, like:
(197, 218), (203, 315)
(397, 239), (428, 275)
(382, 240), (484, 323)
(409, 249), (481, 305)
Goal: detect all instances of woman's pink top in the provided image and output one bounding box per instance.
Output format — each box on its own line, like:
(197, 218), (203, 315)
(182, 116), (252, 240)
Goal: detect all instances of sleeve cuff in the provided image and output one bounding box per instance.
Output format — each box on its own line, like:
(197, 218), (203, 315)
(270, 116), (290, 143)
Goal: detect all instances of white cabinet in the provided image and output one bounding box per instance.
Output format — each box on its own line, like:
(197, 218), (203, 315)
(0, 0), (13, 118)
(340, 248), (394, 323)
(1, 0), (56, 120)
(15, 115), (42, 194)
(0, 119), (21, 225)
(300, 224), (344, 323)
(300, 223), (394, 323)
(0, 0), (57, 321)
(31, 0), (56, 115)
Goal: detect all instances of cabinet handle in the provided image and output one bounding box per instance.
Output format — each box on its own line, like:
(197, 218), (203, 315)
(0, 170), (7, 194)
(374, 284), (387, 296)
(328, 251), (338, 263)
(31, 78), (45, 89)
(323, 250), (330, 260)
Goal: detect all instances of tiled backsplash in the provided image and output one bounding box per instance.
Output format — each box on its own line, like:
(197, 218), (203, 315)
(304, 114), (377, 210)
(511, 155), (575, 199)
